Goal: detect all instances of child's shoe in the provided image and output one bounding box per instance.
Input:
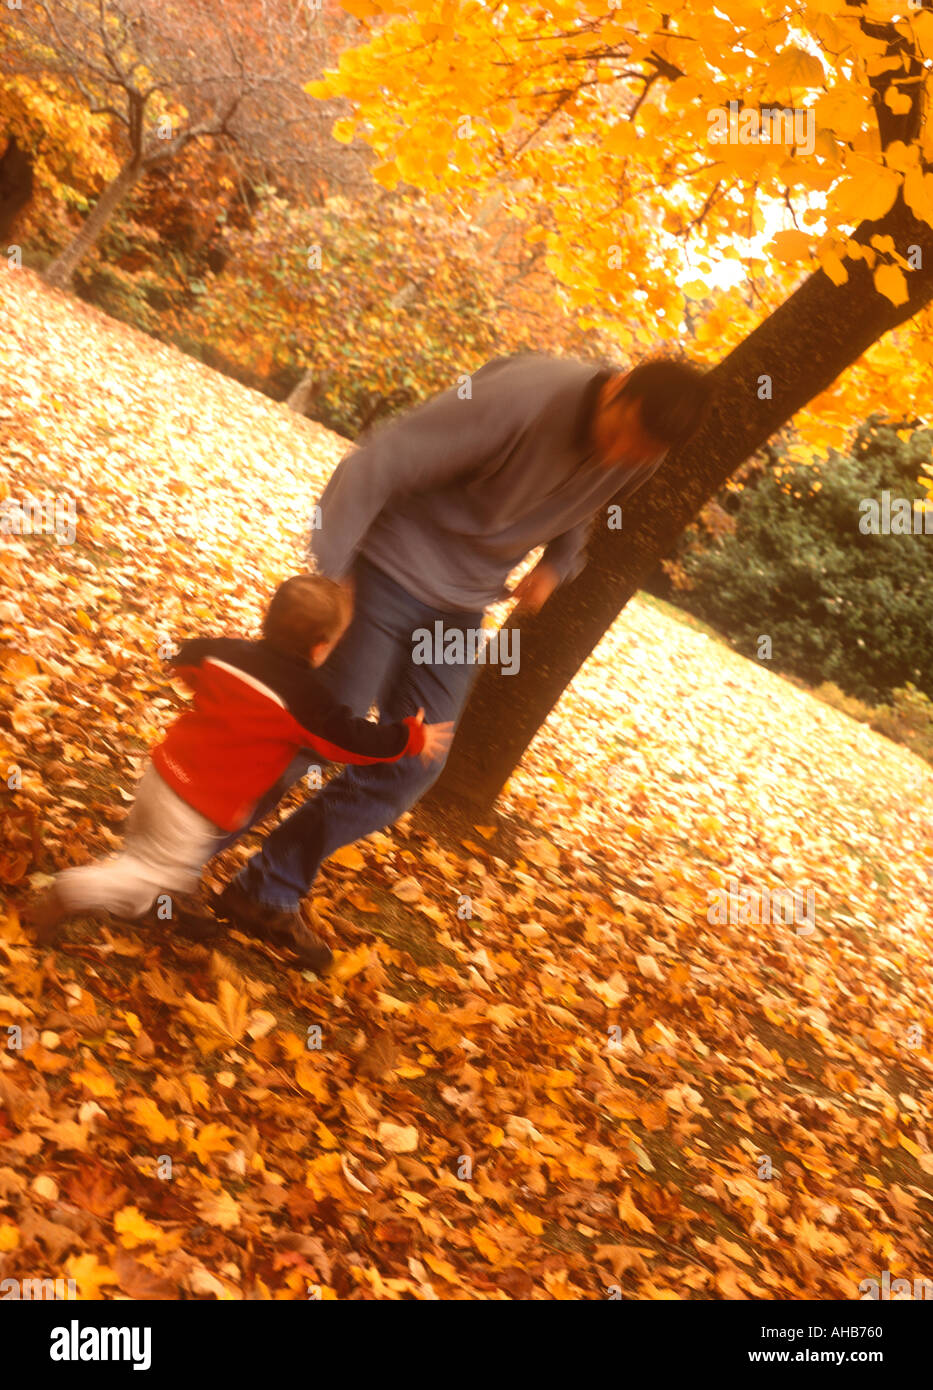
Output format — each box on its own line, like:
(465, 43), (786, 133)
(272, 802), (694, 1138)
(164, 888), (225, 942)
(215, 880), (333, 974)
(25, 883), (69, 944)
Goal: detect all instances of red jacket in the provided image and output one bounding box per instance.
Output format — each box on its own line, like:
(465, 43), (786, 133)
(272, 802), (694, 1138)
(151, 636), (425, 831)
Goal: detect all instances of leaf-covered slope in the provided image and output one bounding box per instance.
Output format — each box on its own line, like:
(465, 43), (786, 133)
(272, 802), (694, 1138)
(1, 267), (932, 1300)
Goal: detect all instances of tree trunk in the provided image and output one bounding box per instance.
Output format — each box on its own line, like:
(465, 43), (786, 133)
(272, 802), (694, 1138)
(286, 368), (316, 413)
(0, 136), (35, 242)
(286, 366), (334, 418)
(426, 197), (933, 812)
(44, 159), (144, 290)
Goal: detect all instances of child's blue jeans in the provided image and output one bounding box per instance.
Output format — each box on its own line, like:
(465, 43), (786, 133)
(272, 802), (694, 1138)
(212, 555), (485, 911)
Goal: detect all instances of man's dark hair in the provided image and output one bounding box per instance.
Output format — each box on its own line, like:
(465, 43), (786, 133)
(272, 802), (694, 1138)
(617, 357), (713, 446)
(262, 574), (350, 659)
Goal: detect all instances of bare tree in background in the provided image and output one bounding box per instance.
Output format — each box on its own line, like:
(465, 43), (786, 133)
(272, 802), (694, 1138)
(2, 0), (368, 287)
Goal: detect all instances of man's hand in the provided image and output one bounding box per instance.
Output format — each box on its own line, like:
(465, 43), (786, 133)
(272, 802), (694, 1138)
(336, 573), (355, 601)
(509, 560), (560, 615)
(308, 549), (356, 602)
(413, 707), (455, 765)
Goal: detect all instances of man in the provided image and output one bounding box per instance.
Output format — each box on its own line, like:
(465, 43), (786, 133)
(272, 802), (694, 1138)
(212, 352), (712, 968)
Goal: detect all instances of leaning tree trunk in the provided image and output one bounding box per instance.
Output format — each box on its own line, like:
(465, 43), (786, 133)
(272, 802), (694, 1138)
(0, 136), (34, 241)
(286, 368), (316, 413)
(427, 196), (933, 812)
(44, 158), (144, 290)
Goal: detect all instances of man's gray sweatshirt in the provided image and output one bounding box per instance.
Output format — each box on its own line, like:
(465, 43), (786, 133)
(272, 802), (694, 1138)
(309, 353), (666, 613)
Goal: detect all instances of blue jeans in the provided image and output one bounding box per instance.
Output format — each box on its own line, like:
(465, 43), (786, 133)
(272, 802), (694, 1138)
(215, 556), (484, 910)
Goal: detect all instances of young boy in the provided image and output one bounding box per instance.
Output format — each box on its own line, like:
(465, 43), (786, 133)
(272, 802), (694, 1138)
(28, 575), (453, 972)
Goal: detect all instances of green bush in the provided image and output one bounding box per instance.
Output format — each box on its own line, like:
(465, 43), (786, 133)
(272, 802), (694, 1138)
(871, 683), (933, 763)
(672, 419), (933, 705)
(812, 682), (933, 767)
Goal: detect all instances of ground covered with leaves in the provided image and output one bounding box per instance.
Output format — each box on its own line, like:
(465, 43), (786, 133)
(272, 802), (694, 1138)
(1, 267), (932, 1300)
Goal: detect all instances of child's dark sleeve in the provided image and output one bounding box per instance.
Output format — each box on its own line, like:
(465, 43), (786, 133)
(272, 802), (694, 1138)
(287, 685), (426, 764)
(166, 637), (212, 691)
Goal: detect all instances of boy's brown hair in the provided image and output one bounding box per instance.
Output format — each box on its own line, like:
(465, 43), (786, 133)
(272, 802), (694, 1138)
(262, 574), (351, 660)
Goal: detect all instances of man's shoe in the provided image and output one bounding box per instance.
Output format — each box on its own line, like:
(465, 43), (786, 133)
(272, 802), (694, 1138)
(215, 880), (333, 974)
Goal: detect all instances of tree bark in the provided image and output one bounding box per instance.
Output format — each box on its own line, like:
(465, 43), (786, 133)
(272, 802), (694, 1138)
(426, 197), (933, 812)
(286, 365), (336, 419)
(44, 158), (144, 290)
(286, 368), (316, 413)
(0, 137), (34, 242)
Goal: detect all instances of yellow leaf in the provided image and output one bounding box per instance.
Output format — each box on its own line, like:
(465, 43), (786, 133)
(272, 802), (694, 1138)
(346, 890), (379, 912)
(903, 167), (933, 228)
(114, 1205), (164, 1248)
(339, 0), (381, 18)
(0, 1223), (19, 1251)
(486, 1003), (522, 1028)
(769, 45), (825, 91)
(295, 1055), (329, 1100)
(372, 161), (400, 190)
(126, 1097), (179, 1145)
(196, 1190), (241, 1231)
(544, 1068), (575, 1089)
(376, 991), (412, 1016)
(180, 979), (248, 1052)
(617, 1185), (655, 1233)
(376, 1121), (418, 1153)
(331, 941), (373, 983)
(0, 994), (32, 1019)
(819, 245), (848, 286)
(636, 953), (664, 981)
(64, 1252), (117, 1298)
(834, 159), (900, 224)
(884, 88), (913, 116)
(72, 1062), (118, 1099)
(423, 1252), (461, 1284)
(0, 651), (38, 679)
(515, 1209), (544, 1236)
(185, 1123), (236, 1165)
(316, 1122), (340, 1150)
(874, 262), (909, 307)
(186, 1073), (210, 1109)
(471, 1228), (501, 1263)
(602, 121), (639, 154)
(246, 1009), (277, 1040)
(304, 1151), (353, 1201)
(329, 845), (365, 870)
(391, 876), (422, 902)
(770, 229), (814, 264)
